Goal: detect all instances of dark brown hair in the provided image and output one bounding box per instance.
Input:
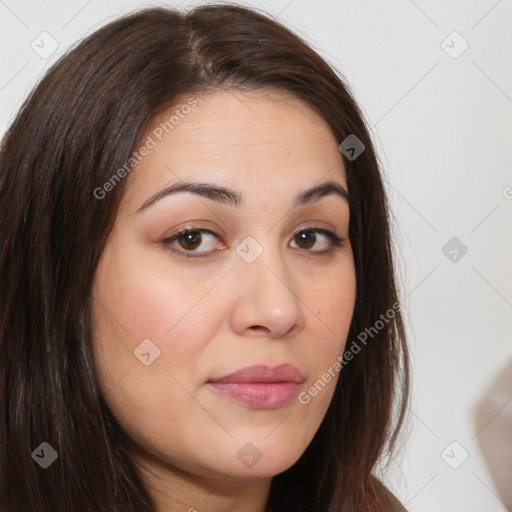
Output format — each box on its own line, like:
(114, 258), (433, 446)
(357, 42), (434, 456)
(0, 4), (409, 511)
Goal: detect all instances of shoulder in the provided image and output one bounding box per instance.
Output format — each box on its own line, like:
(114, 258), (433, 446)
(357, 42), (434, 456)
(370, 475), (408, 512)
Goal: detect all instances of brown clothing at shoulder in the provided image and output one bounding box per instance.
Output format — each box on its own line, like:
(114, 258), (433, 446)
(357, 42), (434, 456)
(371, 476), (409, 512)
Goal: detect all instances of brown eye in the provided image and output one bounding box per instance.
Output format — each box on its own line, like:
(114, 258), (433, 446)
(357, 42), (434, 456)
(177, 230), (202, 250)
(290, 228), (342, 253)
(163, 228), (222, 258)
(295, 230), (316, 249)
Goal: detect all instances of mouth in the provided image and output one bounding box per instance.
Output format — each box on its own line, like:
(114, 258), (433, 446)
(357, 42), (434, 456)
(206, 363), (305, 409)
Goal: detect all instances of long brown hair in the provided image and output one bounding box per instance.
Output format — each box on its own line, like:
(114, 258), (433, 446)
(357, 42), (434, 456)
(0, 4), (409, 511)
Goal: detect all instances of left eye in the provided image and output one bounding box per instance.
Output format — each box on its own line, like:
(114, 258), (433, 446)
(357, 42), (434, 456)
(162, 227), (343, 258)
(290, 229), (338, 251)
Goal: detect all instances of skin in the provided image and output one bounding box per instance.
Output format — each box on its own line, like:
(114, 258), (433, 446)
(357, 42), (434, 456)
(91, 88), (356, 512)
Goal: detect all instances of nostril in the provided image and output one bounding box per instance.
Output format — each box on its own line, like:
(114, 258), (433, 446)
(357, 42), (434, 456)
(249, 325), (271, 333)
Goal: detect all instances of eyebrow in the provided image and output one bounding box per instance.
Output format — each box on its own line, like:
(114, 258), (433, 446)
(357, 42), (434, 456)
(134, 179), (349, 214)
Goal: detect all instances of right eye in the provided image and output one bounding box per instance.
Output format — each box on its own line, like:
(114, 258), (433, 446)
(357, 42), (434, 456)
(162, 228), (225, 258)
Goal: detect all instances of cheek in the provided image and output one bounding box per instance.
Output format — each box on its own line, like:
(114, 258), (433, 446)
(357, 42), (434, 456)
(90, 239), (230, 396)
(92, 235), (223, 341)
(89, 260), (236, 476)
(302, 262), (356, 394)
(311, 259), (356, 337)
(89, 250), (221, 464)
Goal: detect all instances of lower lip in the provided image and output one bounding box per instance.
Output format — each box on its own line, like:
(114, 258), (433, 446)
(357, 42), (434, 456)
(207, 381), (302, 409)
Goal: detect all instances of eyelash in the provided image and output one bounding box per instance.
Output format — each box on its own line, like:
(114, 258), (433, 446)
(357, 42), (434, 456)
(161, 226), (345, 259)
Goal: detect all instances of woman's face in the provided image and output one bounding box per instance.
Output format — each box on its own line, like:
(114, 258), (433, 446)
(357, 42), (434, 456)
(91, 89), (356, 489)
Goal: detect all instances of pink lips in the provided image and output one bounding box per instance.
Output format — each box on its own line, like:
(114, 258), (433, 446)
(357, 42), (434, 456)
(207, 363), (305, 409)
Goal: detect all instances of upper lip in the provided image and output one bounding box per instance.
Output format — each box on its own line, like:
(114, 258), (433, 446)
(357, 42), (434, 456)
(208, 363), (305, 384)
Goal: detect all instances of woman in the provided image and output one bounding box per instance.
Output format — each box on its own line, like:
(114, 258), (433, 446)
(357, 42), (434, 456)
(0, 4), (409, 511)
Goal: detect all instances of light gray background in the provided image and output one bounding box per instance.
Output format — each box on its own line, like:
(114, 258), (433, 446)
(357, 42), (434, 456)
(1, 1), (511, 510)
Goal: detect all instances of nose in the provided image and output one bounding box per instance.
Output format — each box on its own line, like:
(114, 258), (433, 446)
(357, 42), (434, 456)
(228, 242), (306, 339)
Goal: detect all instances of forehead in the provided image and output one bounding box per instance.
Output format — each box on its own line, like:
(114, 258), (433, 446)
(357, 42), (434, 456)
(122, 88), (347, 209)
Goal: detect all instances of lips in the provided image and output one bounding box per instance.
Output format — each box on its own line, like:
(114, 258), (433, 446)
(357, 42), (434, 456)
(208, 363), (304, 384)
(207, 364), (305, 409)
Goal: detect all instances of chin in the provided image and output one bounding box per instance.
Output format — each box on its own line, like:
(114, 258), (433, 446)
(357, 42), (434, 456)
(204, 436), (306, 479)
(214, 456), (299, 481)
